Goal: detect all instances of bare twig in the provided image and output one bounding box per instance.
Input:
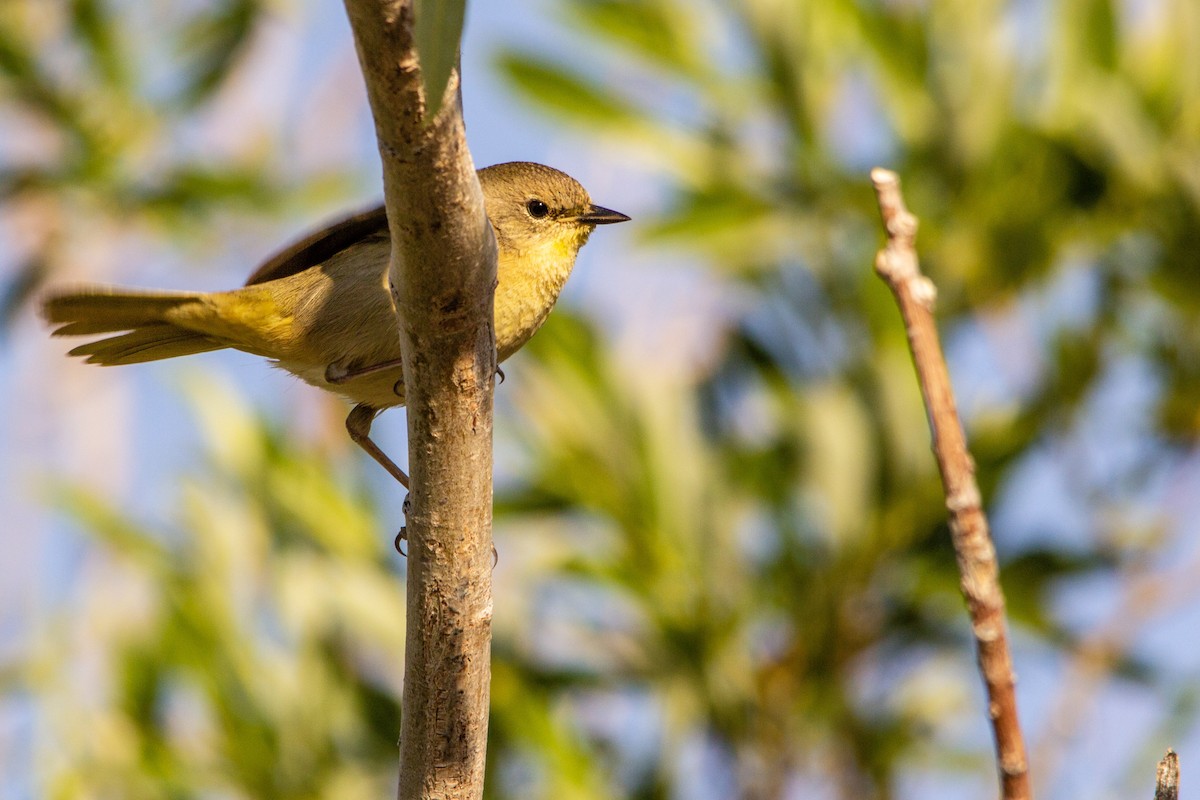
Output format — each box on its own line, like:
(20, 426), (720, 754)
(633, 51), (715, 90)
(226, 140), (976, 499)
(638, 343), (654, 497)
(1156, 750), (1180, 800)
(869, 168), (1031, 800)
(340, 2), (495, 799)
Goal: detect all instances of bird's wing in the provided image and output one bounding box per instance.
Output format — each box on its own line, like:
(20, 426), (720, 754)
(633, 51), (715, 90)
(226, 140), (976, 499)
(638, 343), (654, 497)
(244, 204), (389, 286)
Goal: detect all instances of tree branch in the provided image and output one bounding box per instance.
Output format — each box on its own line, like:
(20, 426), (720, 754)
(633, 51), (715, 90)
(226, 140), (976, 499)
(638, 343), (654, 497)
(869, 168), (1031, 800)
(1156, 750), (1180, 800)
(340, 3), (495, 799)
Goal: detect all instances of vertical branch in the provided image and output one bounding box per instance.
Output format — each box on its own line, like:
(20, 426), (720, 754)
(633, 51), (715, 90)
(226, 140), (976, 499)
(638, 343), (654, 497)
(340, 2), (495, 799)
(1156, 750), (1180, 800)
(869, 168), (1031, 800)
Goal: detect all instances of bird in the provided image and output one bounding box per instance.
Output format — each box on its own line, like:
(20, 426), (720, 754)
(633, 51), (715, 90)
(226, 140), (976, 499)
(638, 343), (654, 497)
(42, 161), (629, 487)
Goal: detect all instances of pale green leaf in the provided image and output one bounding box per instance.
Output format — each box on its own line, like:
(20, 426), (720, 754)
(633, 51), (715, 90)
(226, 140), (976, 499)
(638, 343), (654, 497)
(497, 51), (644, 126)
(414, 0), (466, 118)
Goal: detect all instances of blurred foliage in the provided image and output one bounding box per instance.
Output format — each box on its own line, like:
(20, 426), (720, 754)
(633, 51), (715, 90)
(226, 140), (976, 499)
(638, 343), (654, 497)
(25, 380), (407, 799)
(490, 0), (1200, 797)
(0, 0), (354, 327)
(7, 0), (1200, 798)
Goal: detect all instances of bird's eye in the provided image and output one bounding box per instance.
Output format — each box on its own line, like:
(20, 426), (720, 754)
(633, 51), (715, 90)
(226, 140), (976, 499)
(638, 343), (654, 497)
(526, 199), (550, 219)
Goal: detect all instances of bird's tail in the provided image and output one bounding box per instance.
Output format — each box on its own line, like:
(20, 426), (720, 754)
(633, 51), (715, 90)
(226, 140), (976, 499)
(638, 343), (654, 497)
(42, 287), (227, 365)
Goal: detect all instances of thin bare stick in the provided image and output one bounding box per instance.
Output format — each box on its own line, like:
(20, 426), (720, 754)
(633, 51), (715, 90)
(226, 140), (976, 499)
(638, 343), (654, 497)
(869, 167), (1031, 800)
(340, 2), (495, 799)
(1156, 750), (1180, 800)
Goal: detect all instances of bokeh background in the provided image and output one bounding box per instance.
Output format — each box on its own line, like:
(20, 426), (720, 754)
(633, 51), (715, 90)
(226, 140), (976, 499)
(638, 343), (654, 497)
(3, 0), (1200, 797)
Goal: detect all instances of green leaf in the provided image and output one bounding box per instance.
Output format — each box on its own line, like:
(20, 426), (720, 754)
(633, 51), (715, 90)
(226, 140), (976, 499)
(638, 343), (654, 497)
(50, 485), (172, 572)
(174, 0), (261, 108)
(562, 0), (703, 78)
(1078, 0), (1117, 71)
(414, 0), (466, 119)
(69, 0), (128, 87)
(639, 187), (774, 245)
(0, 26), (84, 134)
(496, 51), (643, 126)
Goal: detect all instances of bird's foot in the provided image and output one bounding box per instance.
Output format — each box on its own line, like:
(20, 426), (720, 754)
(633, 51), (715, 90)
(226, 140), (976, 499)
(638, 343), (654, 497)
(394, 493), (411, 556)
(393, 494), (497, 568)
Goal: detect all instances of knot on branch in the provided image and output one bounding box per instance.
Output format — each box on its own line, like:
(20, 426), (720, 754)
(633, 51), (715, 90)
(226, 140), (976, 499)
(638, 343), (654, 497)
(999, 754), (1029, 778)
(946, 484), (982, 514)
(911, 275), (937, 309)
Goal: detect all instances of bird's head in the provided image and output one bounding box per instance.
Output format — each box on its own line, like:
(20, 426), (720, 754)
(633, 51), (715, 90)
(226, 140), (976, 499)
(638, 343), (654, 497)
(479, 162), (629, 259)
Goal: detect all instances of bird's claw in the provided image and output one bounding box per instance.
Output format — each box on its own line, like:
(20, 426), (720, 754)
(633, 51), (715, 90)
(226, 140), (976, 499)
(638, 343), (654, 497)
(393, 493), (495, 567)
(395, 493), (411, 556)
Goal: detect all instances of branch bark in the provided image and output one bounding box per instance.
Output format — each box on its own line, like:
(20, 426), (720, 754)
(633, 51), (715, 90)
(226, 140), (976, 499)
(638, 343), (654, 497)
(340, 3), (495, 799)
(869, 168), (1031, 800)
(1156, 750), (1180, 800)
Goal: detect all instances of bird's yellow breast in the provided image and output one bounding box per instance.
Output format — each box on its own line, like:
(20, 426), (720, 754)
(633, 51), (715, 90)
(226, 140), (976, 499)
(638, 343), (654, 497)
(494, 234), (584, 362)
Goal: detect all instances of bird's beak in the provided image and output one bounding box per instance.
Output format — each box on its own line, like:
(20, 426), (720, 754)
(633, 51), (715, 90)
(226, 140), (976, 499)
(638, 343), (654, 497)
(575, 205), (631, 225)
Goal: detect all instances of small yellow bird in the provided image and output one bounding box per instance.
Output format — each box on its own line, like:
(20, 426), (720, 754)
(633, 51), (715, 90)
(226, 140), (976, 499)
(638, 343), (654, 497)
(43, 162), (629, 486)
